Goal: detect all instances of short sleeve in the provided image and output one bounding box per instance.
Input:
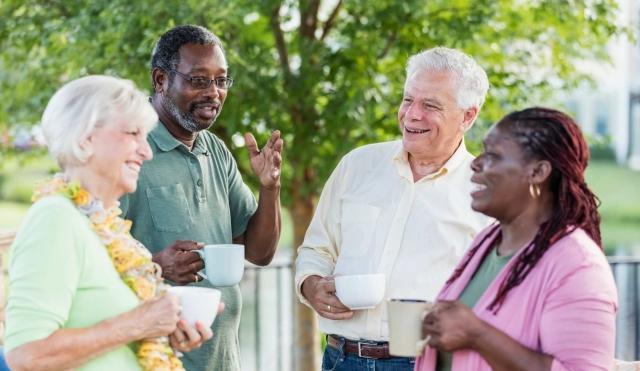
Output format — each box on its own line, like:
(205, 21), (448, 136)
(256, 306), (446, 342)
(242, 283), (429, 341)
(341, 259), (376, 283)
(4, 197), (84, 351)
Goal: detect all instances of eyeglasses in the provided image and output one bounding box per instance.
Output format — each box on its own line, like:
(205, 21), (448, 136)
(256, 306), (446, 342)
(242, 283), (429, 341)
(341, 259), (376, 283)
(170, 69), (234, 90)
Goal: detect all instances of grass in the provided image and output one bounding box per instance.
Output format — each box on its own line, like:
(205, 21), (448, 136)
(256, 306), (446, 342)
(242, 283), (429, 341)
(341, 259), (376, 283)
(586, 160), (640, 254)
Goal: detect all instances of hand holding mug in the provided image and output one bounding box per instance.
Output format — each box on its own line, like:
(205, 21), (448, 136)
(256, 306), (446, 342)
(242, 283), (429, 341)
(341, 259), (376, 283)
(301, 275), (353, 320)
(421, 300), (486, 352)
(169, 302), (224, 352)
(153, 240), (204, 285)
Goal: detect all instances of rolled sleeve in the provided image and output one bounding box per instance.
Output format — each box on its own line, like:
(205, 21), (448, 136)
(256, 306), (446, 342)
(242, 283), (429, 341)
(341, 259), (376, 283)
(294, 159), (347, 306)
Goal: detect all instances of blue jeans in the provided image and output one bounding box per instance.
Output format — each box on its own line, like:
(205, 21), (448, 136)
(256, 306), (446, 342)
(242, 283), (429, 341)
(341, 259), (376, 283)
(322, 339), (415, 371)
(0, 347), (10, 371)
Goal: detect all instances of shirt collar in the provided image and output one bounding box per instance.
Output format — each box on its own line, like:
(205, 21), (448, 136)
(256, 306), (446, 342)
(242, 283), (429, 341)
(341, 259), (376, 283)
(149, 121), (182, 152)
(393, 139), (470, 181)
(149, 121), (207, 155)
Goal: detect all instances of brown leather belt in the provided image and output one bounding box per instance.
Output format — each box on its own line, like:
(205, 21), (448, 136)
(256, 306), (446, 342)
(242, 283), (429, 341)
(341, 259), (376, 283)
(327, 334), (391, 359)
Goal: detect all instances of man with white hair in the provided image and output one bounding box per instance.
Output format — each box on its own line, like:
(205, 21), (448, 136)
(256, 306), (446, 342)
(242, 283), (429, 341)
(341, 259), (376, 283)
(295, 47), (493, 370)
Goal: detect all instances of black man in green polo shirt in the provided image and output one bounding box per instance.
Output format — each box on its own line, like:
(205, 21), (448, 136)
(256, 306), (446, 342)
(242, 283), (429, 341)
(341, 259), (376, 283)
(120, 25), (283, 371)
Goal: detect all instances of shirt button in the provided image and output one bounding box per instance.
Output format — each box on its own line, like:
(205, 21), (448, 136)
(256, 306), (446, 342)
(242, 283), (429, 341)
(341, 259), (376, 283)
(197, 179), (203, 187)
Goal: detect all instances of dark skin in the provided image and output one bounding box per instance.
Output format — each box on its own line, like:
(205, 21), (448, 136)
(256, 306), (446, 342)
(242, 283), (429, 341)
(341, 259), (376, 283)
(421, 126), (555, 371)
(150, 43), (282, 285)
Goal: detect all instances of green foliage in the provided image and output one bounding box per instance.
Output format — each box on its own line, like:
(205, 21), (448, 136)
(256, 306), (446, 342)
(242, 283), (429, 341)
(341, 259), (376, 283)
(0, 0), (630, 211)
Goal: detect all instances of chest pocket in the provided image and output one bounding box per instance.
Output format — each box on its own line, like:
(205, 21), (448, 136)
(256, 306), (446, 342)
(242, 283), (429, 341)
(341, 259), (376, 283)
(146, 184), (194, 233)
(338, 202), (381, 258)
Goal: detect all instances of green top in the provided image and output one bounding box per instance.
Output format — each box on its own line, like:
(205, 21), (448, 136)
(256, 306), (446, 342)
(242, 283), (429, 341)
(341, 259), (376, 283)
(437, 246), (513, 371)
(120, 122), (258, 371)
(5, 196), (141, 370)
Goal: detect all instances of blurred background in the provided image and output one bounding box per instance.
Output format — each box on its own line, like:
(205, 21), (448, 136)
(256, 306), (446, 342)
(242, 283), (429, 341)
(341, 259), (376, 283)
(0, 0), (638, 370)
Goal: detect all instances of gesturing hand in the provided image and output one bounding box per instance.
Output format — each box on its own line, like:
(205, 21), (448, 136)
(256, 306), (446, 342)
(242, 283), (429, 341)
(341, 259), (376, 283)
(421, 300), (486, 352)
(153, 240), (205, 285)
(301, 275), (353, 320)
(244, 131), (283, 190)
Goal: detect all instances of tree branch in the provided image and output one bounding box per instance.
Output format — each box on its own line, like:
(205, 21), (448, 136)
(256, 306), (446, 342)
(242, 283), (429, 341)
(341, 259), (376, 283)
(269, 2), (292, 80)
(320, 0), (343, 41)
(299, 0), (321, 39)
(377, 31), (396, 59)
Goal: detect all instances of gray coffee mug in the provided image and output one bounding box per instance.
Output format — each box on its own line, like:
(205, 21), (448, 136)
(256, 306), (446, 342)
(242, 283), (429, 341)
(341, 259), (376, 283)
(195, 244), (245, 286)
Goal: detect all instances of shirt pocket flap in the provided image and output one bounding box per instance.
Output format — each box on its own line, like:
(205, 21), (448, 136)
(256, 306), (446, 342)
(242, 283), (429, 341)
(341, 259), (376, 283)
(145, 184), (193, 233)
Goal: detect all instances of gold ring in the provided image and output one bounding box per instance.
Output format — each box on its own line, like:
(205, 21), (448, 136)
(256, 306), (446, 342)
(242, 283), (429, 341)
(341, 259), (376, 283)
(327, 304), (331, 312)
(194, 274), (199, 282)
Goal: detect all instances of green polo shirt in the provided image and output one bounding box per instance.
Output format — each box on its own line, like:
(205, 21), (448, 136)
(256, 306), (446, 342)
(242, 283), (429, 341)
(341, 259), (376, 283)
(120, 122), (258, 371)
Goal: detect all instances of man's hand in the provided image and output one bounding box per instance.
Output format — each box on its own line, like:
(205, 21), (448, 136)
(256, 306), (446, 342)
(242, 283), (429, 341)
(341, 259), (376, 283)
(244, 131), (283, 190)
(301, 275), (354, 320)
(153, 240), (205, 285)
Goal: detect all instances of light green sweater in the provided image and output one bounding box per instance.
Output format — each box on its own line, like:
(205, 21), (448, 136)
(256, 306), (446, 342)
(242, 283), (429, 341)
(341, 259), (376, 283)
(5, 195), (142, 370)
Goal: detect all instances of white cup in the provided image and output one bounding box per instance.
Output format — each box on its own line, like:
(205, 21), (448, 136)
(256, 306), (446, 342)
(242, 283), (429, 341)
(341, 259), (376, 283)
(168, 286), (221, 328)
(334, 274), (385, 310)
(387, 299), (434, 357)
(196, 244), (244, 286)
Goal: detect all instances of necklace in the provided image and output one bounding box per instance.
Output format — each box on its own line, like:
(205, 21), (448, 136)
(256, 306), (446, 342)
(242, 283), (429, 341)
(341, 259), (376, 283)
(32, 174), (184, 371)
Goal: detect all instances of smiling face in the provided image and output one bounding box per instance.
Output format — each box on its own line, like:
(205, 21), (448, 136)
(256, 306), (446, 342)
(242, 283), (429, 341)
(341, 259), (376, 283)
(161, 43), (228, 132)
(470, 126), (535, 221)
(398, 70), (475, 161)
(85, 118), (153, 197)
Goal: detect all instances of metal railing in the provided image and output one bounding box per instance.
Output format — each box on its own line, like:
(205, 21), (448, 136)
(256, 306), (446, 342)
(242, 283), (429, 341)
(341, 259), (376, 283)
(609, 256), (640, 361)
(240, 255), (295, 371)
(239, 255), (640, 370)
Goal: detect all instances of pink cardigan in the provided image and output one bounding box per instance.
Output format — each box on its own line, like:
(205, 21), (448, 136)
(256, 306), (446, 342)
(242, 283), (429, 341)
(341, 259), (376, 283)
(414, 227), (618, 371)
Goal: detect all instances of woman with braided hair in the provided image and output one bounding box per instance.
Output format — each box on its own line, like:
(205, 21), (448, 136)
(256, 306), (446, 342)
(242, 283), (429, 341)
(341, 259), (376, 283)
(415, 107), (617, 371)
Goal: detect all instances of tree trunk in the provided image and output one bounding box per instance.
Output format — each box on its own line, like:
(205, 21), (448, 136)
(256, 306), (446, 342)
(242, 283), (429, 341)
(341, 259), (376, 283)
(291, 190), (319, 371)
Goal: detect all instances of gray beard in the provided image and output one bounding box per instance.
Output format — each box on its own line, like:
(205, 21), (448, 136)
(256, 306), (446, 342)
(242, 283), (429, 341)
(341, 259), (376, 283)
(162, 94), (210, 133)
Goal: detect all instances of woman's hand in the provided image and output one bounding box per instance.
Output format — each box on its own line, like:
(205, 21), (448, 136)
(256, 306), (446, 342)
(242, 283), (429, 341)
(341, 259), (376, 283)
(129, 294), (181, 340)
(169, 303), (224, 352)
(421, 300), (487, 352)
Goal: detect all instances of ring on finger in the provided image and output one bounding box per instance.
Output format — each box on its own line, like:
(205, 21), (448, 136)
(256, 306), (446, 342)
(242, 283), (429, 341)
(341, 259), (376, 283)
(327, 304), (331, 312)
(194, 274), (200, 282)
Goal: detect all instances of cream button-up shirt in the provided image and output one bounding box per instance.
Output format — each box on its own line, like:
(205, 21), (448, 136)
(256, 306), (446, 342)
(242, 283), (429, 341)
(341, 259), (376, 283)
(295, 140), (493, 341)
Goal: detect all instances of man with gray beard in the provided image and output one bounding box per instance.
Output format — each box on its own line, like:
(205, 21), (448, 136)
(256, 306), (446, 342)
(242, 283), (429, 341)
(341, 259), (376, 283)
(120, 25), (283, 371)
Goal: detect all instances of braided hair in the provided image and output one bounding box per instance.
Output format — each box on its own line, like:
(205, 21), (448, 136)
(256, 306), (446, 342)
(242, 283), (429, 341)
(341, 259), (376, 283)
(446, 107), (602, 313)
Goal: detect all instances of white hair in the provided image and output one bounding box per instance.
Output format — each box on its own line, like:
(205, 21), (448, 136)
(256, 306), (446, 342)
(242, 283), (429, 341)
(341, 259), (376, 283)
(41, 75), (157, 169)
(406, 47), (489, 110)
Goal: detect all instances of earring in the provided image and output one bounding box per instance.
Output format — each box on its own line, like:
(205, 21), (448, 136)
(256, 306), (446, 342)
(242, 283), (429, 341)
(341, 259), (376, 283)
(529, 184), (541, 199)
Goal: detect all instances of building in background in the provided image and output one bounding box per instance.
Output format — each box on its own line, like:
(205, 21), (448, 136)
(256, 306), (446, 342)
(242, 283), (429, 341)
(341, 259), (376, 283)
(566, 0), (640, 168)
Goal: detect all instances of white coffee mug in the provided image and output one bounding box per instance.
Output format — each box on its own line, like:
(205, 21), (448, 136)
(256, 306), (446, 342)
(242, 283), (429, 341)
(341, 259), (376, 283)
(167, 286), (221, 328)
(334, 273), (385, 310)
(196, 244), (244, 286)
(387, 299), (434, 357)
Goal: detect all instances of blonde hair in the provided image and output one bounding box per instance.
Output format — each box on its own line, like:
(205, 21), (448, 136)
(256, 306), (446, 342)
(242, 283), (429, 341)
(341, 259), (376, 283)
(41, 75), (157, 168)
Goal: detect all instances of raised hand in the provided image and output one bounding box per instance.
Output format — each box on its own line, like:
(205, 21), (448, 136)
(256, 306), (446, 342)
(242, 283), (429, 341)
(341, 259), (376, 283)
(301, 275), (354, 320)
(244, 130), (283, 190)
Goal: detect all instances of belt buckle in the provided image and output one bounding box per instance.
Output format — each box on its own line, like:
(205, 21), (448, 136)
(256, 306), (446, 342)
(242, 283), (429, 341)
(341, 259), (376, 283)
(357, 341), (374, 359)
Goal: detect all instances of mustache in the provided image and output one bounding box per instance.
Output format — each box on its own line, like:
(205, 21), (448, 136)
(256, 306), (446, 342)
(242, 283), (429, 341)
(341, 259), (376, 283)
(190, 99), (220, 110)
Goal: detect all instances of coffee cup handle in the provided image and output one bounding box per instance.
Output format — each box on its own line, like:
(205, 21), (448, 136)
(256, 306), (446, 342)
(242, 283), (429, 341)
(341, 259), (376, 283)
(194, 250), (207, 280)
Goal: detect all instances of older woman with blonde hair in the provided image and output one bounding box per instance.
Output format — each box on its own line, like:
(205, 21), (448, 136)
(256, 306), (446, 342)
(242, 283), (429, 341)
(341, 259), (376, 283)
(4, 75), (214, 371)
